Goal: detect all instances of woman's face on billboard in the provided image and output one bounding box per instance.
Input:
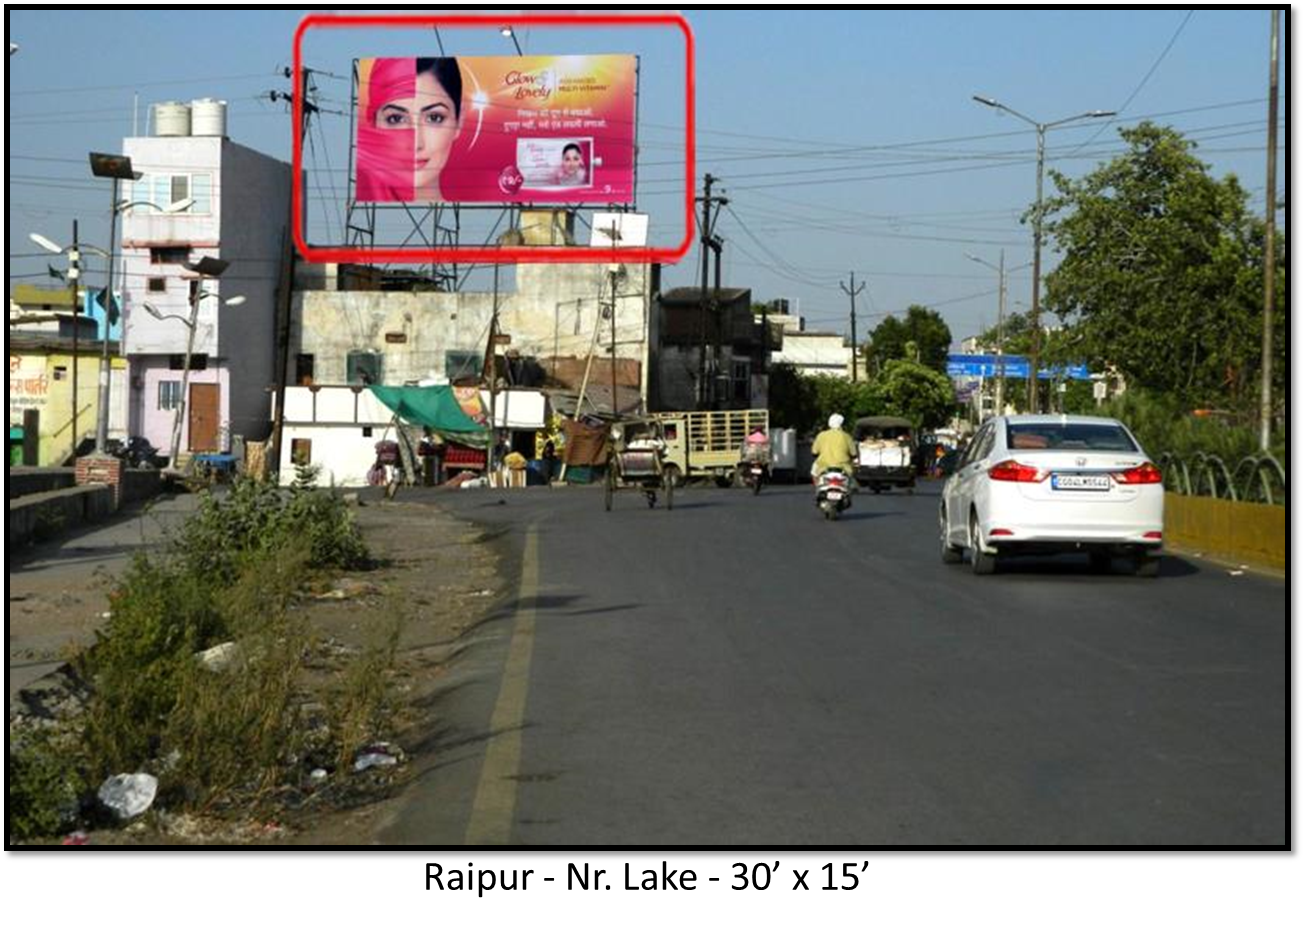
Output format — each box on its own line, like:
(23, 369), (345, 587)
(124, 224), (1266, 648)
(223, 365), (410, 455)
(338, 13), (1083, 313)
(374, 68), (460, 195)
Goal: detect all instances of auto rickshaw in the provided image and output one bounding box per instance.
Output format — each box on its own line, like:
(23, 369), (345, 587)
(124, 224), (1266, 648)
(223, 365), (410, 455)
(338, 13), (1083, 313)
(604, 416), (674, 511)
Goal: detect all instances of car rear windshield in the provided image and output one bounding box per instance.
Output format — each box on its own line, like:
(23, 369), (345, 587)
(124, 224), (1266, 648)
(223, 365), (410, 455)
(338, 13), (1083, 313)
(1006, 423), (1138, 452)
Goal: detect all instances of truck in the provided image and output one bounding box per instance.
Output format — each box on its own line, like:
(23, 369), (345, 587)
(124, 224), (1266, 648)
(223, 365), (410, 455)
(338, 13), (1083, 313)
(852, 415), (916, 493)
(652, 409), (770, 486)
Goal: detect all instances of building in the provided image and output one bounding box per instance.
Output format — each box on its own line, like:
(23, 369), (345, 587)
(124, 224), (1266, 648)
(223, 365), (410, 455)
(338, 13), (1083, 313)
(9, 331), (128, 466)
(651, 286), (768, 411)
(769, 329), (854, 379)
(291, 218), (657, 416)
(118, 102), (293, 462)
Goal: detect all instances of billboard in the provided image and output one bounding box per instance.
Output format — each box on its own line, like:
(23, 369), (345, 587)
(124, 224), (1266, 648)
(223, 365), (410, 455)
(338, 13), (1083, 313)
(355, 55), (637, 205)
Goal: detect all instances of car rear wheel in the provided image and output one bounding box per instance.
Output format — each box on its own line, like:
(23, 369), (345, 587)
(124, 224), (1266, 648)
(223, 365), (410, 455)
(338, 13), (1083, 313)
(969, 512), (997, 575)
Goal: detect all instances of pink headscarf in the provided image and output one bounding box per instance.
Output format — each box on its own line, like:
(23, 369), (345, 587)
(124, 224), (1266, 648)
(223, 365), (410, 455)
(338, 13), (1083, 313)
(357, 58), (416, 202)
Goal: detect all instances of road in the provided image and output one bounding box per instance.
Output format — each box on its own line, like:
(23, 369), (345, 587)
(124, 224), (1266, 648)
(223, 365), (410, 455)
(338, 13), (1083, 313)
(378, 481), (1285, 846)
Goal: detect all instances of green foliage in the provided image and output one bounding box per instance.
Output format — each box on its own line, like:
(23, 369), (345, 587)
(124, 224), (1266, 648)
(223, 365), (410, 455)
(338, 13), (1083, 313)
(865, 305), (953, 374)
(325, 612), (404, 771)
(176, 477), (369, 583)
(768, 364), (884, 435)
(80, 556), (227, 779)
(162, 545), (312, 809)
(875, 358), (957, 429)
(1042, 122), (1284, 413)
(1099, 389), (1283, 463)
(8, 729), (86, 841)
(18, 477), (383, 834)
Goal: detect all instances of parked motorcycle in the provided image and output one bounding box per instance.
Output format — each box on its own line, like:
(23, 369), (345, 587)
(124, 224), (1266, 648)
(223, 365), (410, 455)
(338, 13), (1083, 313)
(816, 467), (853, 520)
(107, 436), (166, 469)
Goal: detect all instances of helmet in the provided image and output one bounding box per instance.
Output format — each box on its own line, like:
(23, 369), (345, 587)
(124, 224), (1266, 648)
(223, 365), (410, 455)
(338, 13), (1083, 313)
(828, 413), (844, 430)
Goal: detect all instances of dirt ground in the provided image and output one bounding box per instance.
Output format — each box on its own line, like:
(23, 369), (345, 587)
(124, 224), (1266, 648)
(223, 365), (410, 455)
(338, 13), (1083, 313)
(281, 496), (505, 844)
(9, 493), (505, 846)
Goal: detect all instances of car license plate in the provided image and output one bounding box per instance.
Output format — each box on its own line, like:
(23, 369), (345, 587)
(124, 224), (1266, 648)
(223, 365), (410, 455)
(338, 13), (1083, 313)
(1051, 473), (1111, 491)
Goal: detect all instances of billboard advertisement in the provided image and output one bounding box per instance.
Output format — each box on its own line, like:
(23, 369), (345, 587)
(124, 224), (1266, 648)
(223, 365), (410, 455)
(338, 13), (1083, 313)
(355, 55), (637, 205)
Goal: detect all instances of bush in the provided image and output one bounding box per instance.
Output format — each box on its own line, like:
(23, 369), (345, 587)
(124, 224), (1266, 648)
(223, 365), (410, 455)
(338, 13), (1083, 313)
(1102, 389), (1284, 463)
(8, 729), (86, 841)
(175, 475), (369, 581)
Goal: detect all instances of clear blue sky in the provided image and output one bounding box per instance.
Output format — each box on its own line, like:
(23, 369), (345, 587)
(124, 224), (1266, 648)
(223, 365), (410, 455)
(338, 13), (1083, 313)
(8, 8), (1285, 343)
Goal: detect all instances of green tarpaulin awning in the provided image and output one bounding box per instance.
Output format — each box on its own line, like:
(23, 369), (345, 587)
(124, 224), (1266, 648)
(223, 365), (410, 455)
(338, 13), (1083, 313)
(369, 385), (490, 446)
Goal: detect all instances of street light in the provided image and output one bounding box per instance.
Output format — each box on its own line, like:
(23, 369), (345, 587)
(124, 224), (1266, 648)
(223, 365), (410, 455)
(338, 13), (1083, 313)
(500, 24), (523, 55)
(88, 151), (142, 453)
(966, 251), (1033, 417)
(972, 95), (1114, 413)
(143, 259), (240, 470)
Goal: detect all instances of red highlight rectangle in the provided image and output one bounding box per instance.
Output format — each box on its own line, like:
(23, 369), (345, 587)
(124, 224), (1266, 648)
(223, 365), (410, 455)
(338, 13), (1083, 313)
(293, 12), (695, 265)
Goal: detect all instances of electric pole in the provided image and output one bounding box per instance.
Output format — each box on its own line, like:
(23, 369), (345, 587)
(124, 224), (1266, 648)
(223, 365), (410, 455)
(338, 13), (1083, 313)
(1260, 8), (1279, 452)
(840, 271), (866, 382)
(69, 221), (81, 462)
(696, 173), (728, 410)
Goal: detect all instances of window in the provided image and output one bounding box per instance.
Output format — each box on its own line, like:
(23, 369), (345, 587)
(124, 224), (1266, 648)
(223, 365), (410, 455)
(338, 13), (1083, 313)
(150, 247), (190, 265)
(346, 350), (383, 385)
(169, 354), (207, 371)
(731, 359), (751, 402)
(445, 350), (481, 382)
(1006, 423), (1138, 453)
(295, 353), (315, 386)
(291, 439), (312, 466)
(148, 277), (167, 293)
(131, 172), (212, 214)
(159, 380), (181, 410)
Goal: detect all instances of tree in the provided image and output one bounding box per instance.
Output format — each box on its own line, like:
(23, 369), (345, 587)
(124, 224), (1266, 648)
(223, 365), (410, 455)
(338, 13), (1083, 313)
(1042, 122), (1282, 413)
(864, 305), (952, 375)
(874, 358), (956, 429)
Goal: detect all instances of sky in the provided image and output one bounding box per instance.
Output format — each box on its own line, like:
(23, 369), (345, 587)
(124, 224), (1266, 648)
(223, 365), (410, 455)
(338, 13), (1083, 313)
(8, 8), (1286, 347)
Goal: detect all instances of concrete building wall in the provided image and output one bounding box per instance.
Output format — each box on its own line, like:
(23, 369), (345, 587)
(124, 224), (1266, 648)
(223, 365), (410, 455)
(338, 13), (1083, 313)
(294, 261), (653, 389)
(8, 347), (127, 465)
(217, 141), (292, 442)
(772, 332), (852, 378)
(130, 355), (231, 457)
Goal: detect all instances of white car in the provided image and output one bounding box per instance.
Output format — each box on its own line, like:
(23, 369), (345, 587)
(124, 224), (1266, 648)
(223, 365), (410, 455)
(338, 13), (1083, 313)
(940, 415), (1164, 577)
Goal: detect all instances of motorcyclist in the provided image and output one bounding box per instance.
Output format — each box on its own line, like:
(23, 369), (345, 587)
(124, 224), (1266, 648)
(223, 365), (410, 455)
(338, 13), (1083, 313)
(811, 413), (856, 480)
(742, 425), (771, 462)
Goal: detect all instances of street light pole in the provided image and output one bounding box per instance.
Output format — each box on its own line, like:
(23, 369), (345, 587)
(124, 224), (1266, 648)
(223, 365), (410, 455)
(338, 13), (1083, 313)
(163, 257), (232, 471)
(1260, 8), (1279, 452)
(70, 221), (81, 462)
(169, 284), (203, 471)
(972, 97), (1114, 413)
(89, 152), (142, 453)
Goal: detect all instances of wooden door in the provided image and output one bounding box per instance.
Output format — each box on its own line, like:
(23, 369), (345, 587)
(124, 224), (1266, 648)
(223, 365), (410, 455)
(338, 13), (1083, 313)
(188, 383), (220, 452)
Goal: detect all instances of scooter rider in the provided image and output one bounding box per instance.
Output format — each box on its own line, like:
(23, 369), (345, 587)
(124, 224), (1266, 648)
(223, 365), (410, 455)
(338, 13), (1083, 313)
(811, 413), (856, 480)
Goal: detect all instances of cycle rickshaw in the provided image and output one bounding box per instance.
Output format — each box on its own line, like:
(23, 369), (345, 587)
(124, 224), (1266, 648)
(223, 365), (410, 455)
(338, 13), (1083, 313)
(604, 416), (674, 511)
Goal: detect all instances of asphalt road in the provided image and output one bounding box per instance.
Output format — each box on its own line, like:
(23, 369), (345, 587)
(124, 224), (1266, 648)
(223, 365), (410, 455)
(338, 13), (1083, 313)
(380, 480), (1286, 846)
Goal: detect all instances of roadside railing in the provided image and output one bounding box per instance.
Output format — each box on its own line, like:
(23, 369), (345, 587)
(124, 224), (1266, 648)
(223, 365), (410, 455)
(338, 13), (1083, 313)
(1157, 452), (1286, 506)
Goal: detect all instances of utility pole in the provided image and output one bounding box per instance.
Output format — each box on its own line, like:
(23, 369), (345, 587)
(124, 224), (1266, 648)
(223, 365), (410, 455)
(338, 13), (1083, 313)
(69, 220), (81, 462)
(1260, 8), (1279, 452)
(696, 173), (728, 410)
(972, 97), (1114, 413)
(840, 271), (866, 382)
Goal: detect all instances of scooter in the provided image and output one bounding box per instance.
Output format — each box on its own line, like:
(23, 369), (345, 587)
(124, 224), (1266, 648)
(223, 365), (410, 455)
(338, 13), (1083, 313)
(816, 468), (853, 520)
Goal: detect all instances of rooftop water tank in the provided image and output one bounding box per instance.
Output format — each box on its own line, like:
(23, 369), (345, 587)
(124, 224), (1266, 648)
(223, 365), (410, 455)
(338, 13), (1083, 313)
(153, 101), (191, 137)
(190, 98), (228, 137)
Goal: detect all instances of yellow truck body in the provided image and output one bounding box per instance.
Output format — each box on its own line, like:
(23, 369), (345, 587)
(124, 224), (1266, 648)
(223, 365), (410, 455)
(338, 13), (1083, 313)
(652, 409), (769, 482)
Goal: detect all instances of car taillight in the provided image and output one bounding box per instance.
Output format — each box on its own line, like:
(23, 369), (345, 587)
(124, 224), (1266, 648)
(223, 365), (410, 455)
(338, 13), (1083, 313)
(1112, 462), (1163, 485)
(987, 460), (1047, 483)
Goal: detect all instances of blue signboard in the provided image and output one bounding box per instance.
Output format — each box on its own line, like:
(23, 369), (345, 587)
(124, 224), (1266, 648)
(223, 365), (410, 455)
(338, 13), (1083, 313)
(947, 354), (1090, 381)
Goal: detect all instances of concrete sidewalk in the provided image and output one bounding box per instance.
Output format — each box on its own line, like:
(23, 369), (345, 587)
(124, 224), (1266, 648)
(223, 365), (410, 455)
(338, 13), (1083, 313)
(8, 494), (201, 701)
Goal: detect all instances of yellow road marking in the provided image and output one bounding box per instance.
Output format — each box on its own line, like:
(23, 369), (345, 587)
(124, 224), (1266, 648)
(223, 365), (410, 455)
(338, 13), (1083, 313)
(464, 525), (539, 844)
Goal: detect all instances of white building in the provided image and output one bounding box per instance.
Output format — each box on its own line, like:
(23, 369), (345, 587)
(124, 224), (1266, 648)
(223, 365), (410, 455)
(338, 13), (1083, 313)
(119, 101), (292, 461)
(770, 329), (854, 379)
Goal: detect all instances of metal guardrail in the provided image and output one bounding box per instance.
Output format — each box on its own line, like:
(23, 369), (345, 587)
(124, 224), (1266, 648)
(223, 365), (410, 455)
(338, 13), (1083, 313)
(1157, 452), (1286, 506)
